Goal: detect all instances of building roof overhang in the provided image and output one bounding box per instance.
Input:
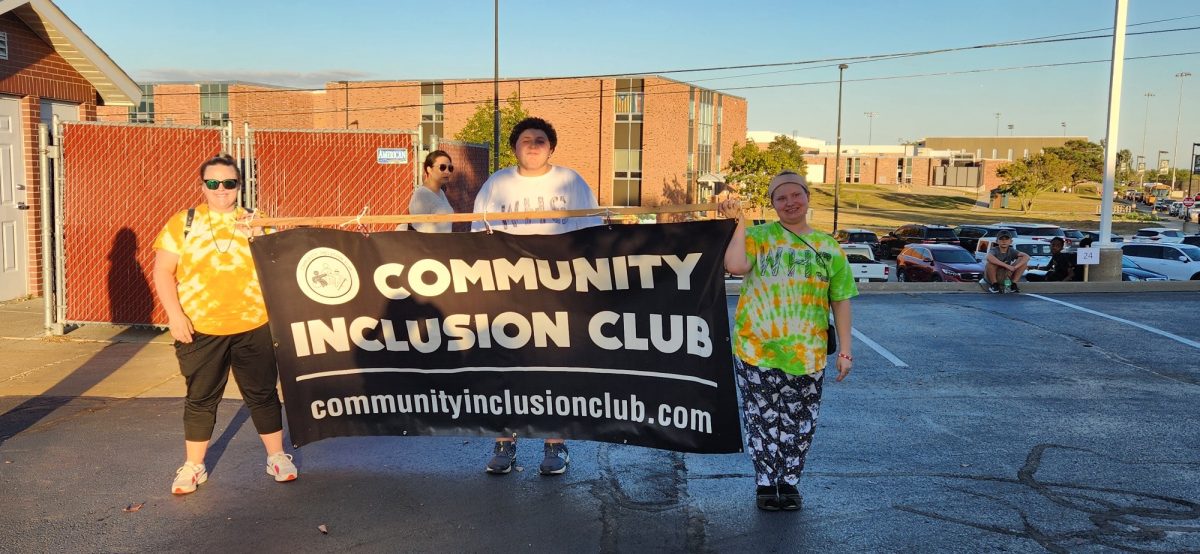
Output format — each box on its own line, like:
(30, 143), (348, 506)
(0, 0), (140, 106)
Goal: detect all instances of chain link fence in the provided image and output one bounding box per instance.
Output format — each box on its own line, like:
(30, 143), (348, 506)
(252, 129), (418, 233)
(58, 122), (222, 326)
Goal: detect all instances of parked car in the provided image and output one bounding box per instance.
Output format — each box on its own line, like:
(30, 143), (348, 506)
(834, 228), (881, 253)
(1154, 200), (1174, 213)
(1131, 228), (1186, 243)
(877, 224), (959, 259)
(1182, 235), (1200, 247)
(1169, 202), (1185, 217)
(1120, 243), (1200, 280)
(1121, 257), (1169, 281)
(992, 222), (1067, 243)
(1081, 230), (1124, 243)
(953, 224), (1017, 252)
(1062, 228), (1086, 243)
(896, 244), (984, 282)
(841, 243), (889, 283)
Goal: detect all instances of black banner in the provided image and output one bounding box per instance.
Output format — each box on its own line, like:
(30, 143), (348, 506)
(250, 221), (742, 453)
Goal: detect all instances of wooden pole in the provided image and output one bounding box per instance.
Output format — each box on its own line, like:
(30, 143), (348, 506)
(248, 202), (721, 228)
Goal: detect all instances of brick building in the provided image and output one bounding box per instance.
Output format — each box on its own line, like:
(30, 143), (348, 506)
(97, 76), (747, 209)
(0, 0), (140, 301)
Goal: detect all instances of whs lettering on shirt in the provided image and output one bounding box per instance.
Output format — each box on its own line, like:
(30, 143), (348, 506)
(497, 195), (569, 227)
(755, 247), (832, 281)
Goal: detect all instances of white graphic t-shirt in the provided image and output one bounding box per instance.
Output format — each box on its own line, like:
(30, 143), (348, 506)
(471, 165), (602, 234)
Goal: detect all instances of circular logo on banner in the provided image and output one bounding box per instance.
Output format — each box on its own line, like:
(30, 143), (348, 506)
(296, 247), (359, 305)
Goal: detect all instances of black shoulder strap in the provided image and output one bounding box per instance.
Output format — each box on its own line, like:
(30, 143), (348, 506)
(184, 208), (195, 239)
(779, 222), (831, 278)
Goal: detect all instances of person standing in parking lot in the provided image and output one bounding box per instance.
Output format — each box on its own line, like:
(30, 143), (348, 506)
(981, 231), (1030, 293)
(719, 171), (856, 512)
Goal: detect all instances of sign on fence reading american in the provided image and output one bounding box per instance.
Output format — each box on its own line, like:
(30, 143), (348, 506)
(250, 221), (743, 453)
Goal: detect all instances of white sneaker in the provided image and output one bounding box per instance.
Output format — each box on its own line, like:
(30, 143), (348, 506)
(266, 452), (298, 482)
(172, 462), (207, 495)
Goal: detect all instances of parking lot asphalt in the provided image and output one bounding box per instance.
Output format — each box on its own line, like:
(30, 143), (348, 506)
(2, 292), (1199, 553)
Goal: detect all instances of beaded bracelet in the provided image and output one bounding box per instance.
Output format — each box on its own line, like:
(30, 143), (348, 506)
(837, 352), (853, 362)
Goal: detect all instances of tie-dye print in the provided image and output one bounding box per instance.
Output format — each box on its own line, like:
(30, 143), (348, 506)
(154, 205), (269, 336)
(733, 223), (857, 375)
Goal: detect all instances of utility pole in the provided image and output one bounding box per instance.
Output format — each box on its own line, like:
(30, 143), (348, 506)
(1007, 123), (1014, 136)
(1140, 92), (1154, 185)
(994, 112), (1001, 136)
(1170, 72), (1191, 190)
(1061, 121), (1067, 136)
(864, 111), (877, 145)
(833, 64), (848, 232)
(492, 0), (500, 173)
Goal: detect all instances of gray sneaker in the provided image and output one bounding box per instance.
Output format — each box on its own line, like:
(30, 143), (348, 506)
(539, 442), (570, 475)
(486, 440), (517, 474)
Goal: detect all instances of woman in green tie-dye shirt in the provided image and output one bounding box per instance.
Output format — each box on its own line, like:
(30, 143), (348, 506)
(720, 171), (857, 512)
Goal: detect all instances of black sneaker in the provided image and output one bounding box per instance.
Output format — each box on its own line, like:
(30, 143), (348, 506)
(989, 283), (1002, 294)
(485, 439), (517, 474)
(756, 485), (780, 511)
(1008, 283), (1021, 293)
(538, 442), (570, 475)
(777, 483), (802, 511)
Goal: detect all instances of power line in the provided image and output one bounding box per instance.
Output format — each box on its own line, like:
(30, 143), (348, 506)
(142, 50), (1200, 120)
(143, 18), (1200, 98)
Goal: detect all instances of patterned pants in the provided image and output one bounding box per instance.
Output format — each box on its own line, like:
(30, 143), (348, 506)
(734, 358), (825, 487)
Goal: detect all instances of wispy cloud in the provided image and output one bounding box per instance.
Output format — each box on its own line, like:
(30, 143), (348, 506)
(132, 68), (375, 88)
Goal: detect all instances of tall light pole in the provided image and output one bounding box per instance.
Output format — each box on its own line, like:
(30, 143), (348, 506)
(1140, 91), (1154, 185)
(492, 0), (500, 173)
(1170, 72), (1191, 190)
(1007, 123), (1014, 136)
(994, 112), (1001, 136)
(1061, 121), (1067, 136)
(833, 63), (848, 232)
(864, 111), (877, 145)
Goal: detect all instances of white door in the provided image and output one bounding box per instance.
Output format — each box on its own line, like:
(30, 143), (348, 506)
(0, 96), (28, 300)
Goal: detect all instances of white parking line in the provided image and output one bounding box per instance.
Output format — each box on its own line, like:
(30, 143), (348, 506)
(1028, 294), (1200, 350)
(851, 328), (910, 368)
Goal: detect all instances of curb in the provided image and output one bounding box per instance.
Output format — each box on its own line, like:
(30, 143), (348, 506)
(724, 280), (1200, 295)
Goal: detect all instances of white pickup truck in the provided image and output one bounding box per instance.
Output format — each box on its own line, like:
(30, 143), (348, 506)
(841, 244), (890, 282)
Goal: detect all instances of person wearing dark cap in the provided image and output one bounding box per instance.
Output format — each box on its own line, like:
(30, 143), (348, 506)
(981, 230), (1030, 293)
(719, 170), (857, 512)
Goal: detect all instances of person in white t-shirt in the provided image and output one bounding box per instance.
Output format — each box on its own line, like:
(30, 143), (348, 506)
(471, 117), (601, 234)
(473, 117), (600, 476)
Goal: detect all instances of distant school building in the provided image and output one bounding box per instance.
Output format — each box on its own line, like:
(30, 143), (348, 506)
(97, 77), (748, 209)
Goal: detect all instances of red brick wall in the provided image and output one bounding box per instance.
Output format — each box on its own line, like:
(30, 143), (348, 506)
(0, 13), (102, 297)
(230, 84), (314, 133)
(642, 77), (691, 206)
(155, 84), (200, 126)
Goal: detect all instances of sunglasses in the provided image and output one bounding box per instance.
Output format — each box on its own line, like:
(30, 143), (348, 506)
(203, 179), (239, 190)
(435, 163), (454, 173)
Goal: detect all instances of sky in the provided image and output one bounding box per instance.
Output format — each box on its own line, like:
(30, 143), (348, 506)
(56, 0), (1200, 169)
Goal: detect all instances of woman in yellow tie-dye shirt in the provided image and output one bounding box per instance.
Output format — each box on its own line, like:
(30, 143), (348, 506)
(152, 154), (297, 495)
(720, 171), (857, 512)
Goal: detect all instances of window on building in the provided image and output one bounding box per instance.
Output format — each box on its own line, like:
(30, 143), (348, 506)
(716, 96), (723, 171)
(991, 148), (998, 159)
(0, 32), (8, 60)
(896, 158), (914, 184)
(199, 83), (229, 127)
(697, 90), (714, 177)
(687, 87), (695, 181)
(846, 157), (861, 183)
(420, 81), (444, 148)
(1007, 149), (1014, 161)
(129, 84), (154, 123)
(1023, 148), (1029, 158)
(613, 78), (644, 206)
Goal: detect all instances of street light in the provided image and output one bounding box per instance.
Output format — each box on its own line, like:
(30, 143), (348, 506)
(1140, 91), (1154, 185)
(1061, 121), (1067, 136)
(994, 112), (1001, 136)
(1170, 72), (1191, 190)
(1158, 150), (1169, 179)
(864, 112), (878, 145)
(1007, 123), (1014, 136)
(833, 63), (848, 232)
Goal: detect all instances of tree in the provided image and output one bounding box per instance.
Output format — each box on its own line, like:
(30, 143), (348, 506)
(454, 94), (529, 170)
(725, 135), (808, 208)
(1044, 140), (1102, 192)
(996, 152), (1073, 212)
